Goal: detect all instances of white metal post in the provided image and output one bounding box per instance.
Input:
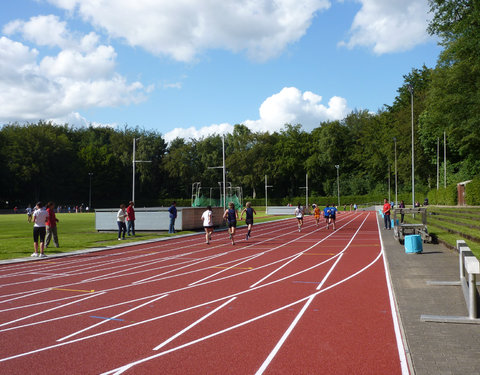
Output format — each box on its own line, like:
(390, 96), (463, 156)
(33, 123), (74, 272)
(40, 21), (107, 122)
(132, 138), (136, 202)
(444, 131), (447, 188)
(335, 165), (340, 207)
(394, 137), (397, 206)
(408, 85), (414, 208)
(306, 173), (308, 209)
(222, 135), (226, 211)
(437, 137), (439, 190)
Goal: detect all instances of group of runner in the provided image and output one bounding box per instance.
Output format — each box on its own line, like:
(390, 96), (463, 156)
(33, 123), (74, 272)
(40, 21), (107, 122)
(201, 201), (339, 245)
(295, 203), (337, 231)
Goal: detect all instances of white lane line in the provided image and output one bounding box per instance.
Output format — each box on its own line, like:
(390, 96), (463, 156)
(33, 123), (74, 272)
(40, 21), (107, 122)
(0, 220), (379, 366)
(0, 292), (105, 328)
(57, 294), (169, 342)
(153, 297), (236, 351)
(249, 213), (362, 289)
(377, 215), (410, 375)
(249, 253), (303, 288)
(256, 253), (344, 375)
(102, 250), (382, 375)
(188, 253), (264, 286)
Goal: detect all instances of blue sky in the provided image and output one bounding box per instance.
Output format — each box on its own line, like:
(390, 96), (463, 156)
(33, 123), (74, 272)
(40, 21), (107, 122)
(0, 0), (441, 141)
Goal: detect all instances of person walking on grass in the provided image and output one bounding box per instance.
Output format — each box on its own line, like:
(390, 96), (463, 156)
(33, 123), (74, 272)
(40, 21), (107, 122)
(126, 201), (136, 236)
(240, 202), (256, 240)
(201, 205), (214, 244)
(26, 205), (33, 223)
(224, 202), (238, 245)
(295, 203), (304, 232)
(383, 198), (392, 230)
(32, 201), (49, 258)
(45, 201), (59, 248)
(117, 203), (127, 240)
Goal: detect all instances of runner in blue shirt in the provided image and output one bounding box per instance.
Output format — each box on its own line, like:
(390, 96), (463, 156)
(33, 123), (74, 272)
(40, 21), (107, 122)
(323, 204), (332, 229)
(240, 202), (256, 240)
(330, 205), (337, 230)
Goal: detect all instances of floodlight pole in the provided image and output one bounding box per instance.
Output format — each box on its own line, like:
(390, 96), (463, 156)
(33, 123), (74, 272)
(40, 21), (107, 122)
(335, 165), (340, 207)
(132, 137), (152, 203)
(265, 175), (273, 214)
(388, 165), (391, 202)
(222, 135), (226, 211)
(306, 173), (308, 209)
(408, 84), (415, 208)
(88, 172), (93, 209)
(393, 137), (397, 205)
(444, 131), (447, 188)
(437, 137), (439, 190)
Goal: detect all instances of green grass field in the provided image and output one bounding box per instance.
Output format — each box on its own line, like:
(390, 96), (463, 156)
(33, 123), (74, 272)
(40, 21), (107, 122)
(0, 208), (289, 261)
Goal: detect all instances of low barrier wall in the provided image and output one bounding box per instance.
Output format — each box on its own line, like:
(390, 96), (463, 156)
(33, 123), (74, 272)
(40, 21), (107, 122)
(95, 207), (224, 231)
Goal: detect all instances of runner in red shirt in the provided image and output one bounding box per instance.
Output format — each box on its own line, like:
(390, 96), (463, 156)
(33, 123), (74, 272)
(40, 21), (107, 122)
(45, 201), (60, 248)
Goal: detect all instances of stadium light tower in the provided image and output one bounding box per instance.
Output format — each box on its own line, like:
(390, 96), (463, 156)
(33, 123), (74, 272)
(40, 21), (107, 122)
(335, 165), (340, 207)
(408, 84), (415, 208)
(265, 175), (273, 214)
(132, 137), (151, 203)
(88, 172), (93, 209)
(393, 137), (398, 206)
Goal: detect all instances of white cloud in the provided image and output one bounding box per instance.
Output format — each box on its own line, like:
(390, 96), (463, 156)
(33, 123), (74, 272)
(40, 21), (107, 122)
(244, 87), (349, 132)
(340, 0), (432, 54)
(164, 123), (234, 143)
(163, 87), (349, 142)
(47, 0), (331, 62)
(0, 16), (146, 124)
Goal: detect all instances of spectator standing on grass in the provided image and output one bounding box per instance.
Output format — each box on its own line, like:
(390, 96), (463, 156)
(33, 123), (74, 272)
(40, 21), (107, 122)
(383, 198), (391, 230)
(240, 202), (256, 240)
(201, 205), (214, 244)
(168, 201), (177, 234)
(45, 201), (60, 248)
(117, 204), (127, 240)
(295, 203), (304, 232)
(32, 202), (49, 258)
(126, 201), (136, 236)
(26, 205), (33, 223)
(224, 202), (238, 245)
(399, 200), (405, 224)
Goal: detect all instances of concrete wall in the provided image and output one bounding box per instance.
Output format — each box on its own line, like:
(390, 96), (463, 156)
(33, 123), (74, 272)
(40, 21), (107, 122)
(95, 207), (225, 231)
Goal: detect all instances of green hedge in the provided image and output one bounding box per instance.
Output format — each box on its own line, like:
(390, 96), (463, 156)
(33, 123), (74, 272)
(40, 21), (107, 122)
(427, 184), (457, 205)
(466, 177), (480, 205)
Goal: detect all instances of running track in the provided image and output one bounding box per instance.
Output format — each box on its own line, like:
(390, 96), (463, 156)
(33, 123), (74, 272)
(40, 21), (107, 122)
(0, 211), (408, 374)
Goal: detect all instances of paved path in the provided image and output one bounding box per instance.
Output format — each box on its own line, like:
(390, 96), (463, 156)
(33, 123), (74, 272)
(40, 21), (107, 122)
(379, 214), (480, 374)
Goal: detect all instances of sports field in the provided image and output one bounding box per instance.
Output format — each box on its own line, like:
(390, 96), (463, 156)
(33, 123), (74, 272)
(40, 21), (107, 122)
(0, 211), (408, 374)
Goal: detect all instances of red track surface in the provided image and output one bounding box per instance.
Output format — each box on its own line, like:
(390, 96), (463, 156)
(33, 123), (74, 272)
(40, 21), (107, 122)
(0, 211), (408, 374)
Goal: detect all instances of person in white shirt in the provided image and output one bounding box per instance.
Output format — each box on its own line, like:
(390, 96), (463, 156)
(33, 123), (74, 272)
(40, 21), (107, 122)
(117, 204), (127, 240)
(32, 201), (49, 258)
(294, 203), (304, 232)
(201, 205), (214, 244)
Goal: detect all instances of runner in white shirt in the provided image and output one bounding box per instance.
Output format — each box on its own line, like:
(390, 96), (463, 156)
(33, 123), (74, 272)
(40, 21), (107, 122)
(201, 206), (214, 244)
(295, 203), (304, 232)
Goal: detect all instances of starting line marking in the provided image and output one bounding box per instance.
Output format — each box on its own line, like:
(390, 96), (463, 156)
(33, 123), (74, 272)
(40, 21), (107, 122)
(50, 288), (95, 293)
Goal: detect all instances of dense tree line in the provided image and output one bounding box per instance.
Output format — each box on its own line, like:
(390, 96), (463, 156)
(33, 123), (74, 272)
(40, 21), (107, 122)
(0, 0), (478, 208)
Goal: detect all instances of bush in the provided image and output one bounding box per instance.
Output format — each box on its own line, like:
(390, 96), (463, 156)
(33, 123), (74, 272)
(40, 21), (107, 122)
(427, 184), (457, 205)
(466, 177), (480, 205)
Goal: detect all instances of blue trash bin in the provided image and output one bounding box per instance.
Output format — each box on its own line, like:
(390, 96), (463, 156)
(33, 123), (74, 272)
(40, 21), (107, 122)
(405, 234), (423, 253)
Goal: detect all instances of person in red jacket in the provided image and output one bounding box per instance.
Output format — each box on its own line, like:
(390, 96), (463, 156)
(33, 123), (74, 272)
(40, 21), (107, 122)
(383, 198), (391, 230)
(126, 201), (136, 236)
(45, 201), (60, 248)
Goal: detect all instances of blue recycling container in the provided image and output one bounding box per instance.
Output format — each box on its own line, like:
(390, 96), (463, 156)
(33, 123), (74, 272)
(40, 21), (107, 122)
(391, 218), (394, 228)
(405, 234), (423, 253)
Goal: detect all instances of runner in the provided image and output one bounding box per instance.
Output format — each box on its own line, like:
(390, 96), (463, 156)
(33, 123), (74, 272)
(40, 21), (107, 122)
(240, 202), (256, 240)
(324, 204), (332, 229)
(223, 202), (238, 245)
(201, 205), (214, 244)
(330, 204), (337, 230)
(294, 203), (304, 232)
(313, 204), (321, 227)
